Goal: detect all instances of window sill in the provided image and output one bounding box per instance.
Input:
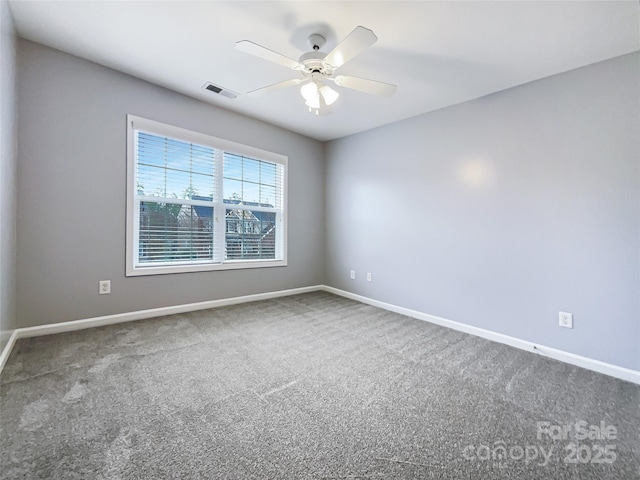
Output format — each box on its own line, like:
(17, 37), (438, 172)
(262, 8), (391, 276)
(126, 259), (287, 277)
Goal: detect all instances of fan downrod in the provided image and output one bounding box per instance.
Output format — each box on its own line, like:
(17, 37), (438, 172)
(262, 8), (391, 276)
(308, 34), (325, 51)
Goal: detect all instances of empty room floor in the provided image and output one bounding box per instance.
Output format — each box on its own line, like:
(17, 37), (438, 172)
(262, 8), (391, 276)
(1, 292), (638, 479)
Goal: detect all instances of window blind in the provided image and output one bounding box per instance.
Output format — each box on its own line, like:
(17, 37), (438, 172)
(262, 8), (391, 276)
(223, 153), (284, 261)
(127, 115), (287, 276)
(135, 131), (218, 266)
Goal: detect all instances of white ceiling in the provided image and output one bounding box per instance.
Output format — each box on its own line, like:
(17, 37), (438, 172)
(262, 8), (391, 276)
(8, 1), (640, 141)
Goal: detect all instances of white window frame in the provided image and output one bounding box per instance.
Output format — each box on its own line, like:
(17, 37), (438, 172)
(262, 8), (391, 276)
(126, 115), (288, 276)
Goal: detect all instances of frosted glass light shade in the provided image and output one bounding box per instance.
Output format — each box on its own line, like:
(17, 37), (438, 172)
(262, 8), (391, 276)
(319, 85), (339, 106)
(305, 96), (321, 109)
(300, 81), (318, 101)
(301, 79), (339, 115)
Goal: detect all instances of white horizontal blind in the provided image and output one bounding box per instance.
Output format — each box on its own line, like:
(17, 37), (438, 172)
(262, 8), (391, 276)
(127, 115), (287, 275)
(135, 131), (218, 266)
(223, 153), (284, 261)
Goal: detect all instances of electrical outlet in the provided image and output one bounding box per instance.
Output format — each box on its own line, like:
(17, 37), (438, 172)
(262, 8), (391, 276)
(350, 270), (356, 280)
(99, 280), (111, 295)
(366, 272), (372, 282)
(559, 311), (573, 329)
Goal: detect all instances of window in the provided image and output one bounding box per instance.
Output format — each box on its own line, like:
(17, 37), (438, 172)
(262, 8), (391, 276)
(126, 115), (287, 276)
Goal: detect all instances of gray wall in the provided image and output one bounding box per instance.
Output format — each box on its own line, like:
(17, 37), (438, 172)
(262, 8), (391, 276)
(11, 37), (639, 372)
(325, 53), (639, 371)
(0, 0), (17, 350)
(16, 40), (325, 328)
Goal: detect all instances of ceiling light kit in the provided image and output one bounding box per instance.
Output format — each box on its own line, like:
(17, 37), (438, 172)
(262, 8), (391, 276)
(236, 26), (397, 116)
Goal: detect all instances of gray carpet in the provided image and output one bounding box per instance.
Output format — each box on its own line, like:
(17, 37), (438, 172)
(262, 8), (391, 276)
(1, 291), (638, 479)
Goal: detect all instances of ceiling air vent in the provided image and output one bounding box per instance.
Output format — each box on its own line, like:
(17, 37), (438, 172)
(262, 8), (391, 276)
(203, 82), (237, 99)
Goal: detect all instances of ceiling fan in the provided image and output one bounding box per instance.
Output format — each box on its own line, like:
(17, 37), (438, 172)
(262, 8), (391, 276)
(236, 26), (397, 115)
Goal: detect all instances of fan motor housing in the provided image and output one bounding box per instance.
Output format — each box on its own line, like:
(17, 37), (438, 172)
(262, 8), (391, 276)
(299, 51), (331, 76)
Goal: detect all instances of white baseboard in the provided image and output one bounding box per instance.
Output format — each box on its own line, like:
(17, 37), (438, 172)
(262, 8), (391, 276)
(1, 284), (638, 385)
(323, 286), (640, 385)
(0, 285), (323, 375)
(0, 329), (18, 374)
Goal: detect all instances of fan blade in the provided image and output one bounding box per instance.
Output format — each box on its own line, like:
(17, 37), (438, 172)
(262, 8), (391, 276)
(247, 78), (302, 96)
(323, 26), (377, 69)
(236, 40), (304, 71)
(333, 75), (397, 97)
